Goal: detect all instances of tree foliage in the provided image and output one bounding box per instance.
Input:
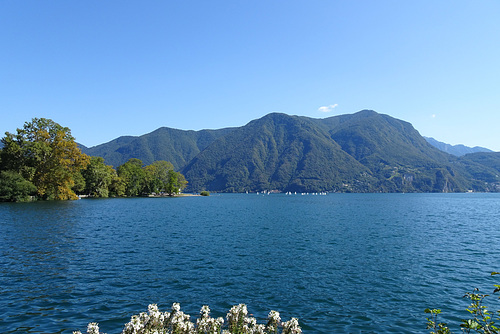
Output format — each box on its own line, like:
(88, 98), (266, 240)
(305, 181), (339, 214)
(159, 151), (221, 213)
(115, 159), (187, 197)
(0, 170), (37, 202)
(164, 169), (187, 196)
(0, 118), (194, 201)
(117, 158), (146, 197)
(143, 160), (174, 194)
(81, 157), (115, 197)
(0, 118), (90, 200)
(426, 272), (500, 334)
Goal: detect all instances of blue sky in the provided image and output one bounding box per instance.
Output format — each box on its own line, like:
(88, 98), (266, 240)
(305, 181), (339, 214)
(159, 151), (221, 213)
(1, 1), (499, 151)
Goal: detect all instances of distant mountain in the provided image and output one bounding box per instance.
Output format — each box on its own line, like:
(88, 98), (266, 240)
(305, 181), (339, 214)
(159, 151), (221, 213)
(78, 110), (500, 193)
(455, 152), (500, 191)
(424, 137), (493, 156)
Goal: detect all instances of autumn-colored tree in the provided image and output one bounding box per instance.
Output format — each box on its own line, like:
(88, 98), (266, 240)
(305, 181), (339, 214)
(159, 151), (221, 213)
(0, 118), (90, 200)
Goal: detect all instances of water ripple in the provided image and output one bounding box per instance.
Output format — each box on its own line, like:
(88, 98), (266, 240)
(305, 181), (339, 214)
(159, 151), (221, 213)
(1, 194), (500, 333)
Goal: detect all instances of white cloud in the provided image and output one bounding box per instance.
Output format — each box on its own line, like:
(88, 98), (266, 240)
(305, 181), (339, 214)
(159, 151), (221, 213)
(431, 114), (436, 118)
(318, 104), (338, 113)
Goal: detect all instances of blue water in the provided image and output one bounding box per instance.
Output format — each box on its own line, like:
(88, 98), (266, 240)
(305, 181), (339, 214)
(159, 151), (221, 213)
(1, 193), (500, 333)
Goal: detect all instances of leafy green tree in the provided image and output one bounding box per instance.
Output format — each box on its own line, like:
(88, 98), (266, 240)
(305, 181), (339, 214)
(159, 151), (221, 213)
(117, 158), (146, 197)
(143, 160), (175, 194)
(109, 173), (126, 197)
(0, 170), (37, 202)
(72, 171), (86, 195)
(165, 169), (178, 196)
(0, 118), (90, 200)
(82, 157), (115, 197)
(164, 169), (187, 196)
(177, 172), (188, 192)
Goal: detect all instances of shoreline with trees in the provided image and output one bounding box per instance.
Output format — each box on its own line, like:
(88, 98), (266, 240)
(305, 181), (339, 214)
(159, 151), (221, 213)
(0, 118), (188, 202)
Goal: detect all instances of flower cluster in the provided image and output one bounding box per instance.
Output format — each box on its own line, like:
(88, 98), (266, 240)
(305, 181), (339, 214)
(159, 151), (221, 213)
(87, 323), (100, 334)
(73, 303), (302, 334)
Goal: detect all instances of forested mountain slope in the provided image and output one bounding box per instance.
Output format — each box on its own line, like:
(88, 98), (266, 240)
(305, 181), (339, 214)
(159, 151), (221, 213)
(182, 113), (373, 192)
(81, 127), (234, 168)
(455, 152), (500, 190)
(81, 110), (500, 193)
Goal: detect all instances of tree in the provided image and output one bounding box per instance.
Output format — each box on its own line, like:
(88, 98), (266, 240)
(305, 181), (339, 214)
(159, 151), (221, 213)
(82, 157), (115, 197)
(164, 169), (188, 196)
(143, 160), (174, 194)
(0, 118), (90, 200)
(116, 159), (187, 197)
(109, 173), (126, 197)
(117, 158), (146, 197)
(0, 170), (37, 202)
(72, 171), (86, 195)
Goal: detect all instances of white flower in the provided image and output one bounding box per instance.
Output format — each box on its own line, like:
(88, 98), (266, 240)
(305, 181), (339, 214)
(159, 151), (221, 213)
(254, 324), (266, 334)
(282, 317), (302, 334)
(171, 302), (181, 313)
(87, 322), (100, 334)
(200, 305), (210, 316)
(78, 303), (300, 334)
(268, 310), (281, 323)
(245, 317), (257, 326)
(148, 304), (159, 314)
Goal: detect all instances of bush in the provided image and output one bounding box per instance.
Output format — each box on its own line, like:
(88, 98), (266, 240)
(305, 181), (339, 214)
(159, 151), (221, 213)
(0, 170), (37, 202)
(426, 272), (500, 333)
(200, 191), (210, 196)
(73, 303), (302, 334)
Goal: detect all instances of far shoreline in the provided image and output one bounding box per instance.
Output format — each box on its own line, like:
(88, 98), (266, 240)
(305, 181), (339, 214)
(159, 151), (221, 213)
(78, 193), (202, 199)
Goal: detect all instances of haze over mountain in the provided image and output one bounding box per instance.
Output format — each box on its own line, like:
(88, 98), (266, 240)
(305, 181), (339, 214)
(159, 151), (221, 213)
(424, 137), (493, 156)
(81, 110), (500, 193)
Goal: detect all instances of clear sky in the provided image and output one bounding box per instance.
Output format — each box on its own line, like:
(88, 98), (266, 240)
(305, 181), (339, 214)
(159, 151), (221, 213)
(1, 1), (499, 151)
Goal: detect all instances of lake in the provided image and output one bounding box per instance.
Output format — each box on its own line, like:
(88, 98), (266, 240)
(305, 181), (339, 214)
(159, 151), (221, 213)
(1, 193), (500, 333)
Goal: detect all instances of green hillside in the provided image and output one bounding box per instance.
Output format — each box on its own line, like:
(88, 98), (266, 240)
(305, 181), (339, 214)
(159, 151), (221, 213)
(82, 127), (234, 168)
(182, 113), (373, 192)
(80, 110), (500, 193)
(456, 152), (500, 190)
(315, 110), (472, 192)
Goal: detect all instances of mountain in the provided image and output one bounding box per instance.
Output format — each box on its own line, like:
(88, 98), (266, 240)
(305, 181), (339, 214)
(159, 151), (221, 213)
(456, 152), (500, 191)
(181, 113), (373, 193)
(81, 127), (234, 168)
(424, 137), (493, 156)
(78, 110), (500, 193)
(310, 110), (472, 192)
